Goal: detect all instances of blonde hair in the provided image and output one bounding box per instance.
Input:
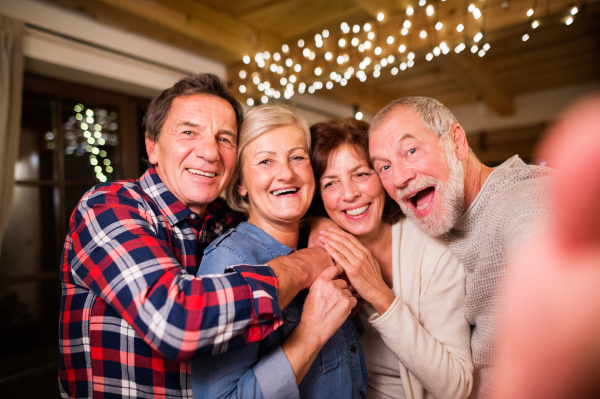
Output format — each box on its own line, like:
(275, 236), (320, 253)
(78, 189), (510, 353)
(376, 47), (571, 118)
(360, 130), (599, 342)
(226, 105), (310, 214)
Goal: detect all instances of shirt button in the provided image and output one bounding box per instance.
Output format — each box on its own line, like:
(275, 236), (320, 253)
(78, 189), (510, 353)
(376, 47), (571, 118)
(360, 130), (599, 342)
(360, 390), (366, 399)
(189, 214), (196, 219)
(350, 344), (358, 354)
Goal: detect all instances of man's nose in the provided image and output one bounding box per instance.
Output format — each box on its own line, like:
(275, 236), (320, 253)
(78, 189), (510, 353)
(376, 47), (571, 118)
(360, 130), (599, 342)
(392, 163), (416, 189)
(194, 136), (219, 162)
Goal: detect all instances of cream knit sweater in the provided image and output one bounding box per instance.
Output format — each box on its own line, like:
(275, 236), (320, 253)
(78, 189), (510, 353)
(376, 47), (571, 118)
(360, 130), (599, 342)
(369, 218), (474, 399)
(443, 155), (554, 398)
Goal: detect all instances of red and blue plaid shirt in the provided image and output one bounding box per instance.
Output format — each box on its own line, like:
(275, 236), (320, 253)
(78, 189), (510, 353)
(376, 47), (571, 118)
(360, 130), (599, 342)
(59, 167), (283, 398)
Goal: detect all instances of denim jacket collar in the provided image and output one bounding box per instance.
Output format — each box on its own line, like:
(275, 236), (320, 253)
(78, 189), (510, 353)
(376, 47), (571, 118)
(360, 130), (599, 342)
(235, 222), (293, 258)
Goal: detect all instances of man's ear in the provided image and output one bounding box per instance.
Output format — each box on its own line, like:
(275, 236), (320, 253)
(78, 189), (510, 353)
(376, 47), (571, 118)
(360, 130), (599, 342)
(450, 123), (469, 161)
(145, 135), (159, 165)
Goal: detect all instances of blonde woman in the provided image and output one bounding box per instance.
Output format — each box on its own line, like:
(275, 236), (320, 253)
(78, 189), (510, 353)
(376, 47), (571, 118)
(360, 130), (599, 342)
(191, 106), (367, 399)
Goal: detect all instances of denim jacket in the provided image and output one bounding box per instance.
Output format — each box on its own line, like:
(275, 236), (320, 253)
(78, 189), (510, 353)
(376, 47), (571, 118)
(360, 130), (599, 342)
(191, 222), (368, 399)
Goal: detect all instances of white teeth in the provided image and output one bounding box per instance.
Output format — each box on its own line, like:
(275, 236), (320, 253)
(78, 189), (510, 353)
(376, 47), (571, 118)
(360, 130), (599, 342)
(409, 192), (418, 198)
(187, 168), (216, 178)
(416, 202), (429, 210)
(272, 188), (298, 196)
(345, 204), (369, 216)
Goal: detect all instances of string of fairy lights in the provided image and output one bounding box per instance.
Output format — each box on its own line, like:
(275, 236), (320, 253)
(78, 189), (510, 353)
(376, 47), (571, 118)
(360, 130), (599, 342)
(62, 103), (119, 183)
(234, 0), (587, 113)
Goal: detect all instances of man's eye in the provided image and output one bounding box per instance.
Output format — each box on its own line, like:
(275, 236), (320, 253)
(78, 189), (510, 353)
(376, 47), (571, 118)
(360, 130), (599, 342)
(408, 148), (417, 155)
(183, 130), (193, 135)
(380, 165), (390, 172)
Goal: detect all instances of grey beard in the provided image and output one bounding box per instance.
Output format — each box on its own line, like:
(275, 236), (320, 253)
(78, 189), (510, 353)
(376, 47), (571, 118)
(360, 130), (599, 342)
(396, 138), (465, 237)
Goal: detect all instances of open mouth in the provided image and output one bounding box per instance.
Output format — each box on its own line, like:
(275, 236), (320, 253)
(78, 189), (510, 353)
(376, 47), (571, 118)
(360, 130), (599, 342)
(187, 168), (216, 178)
(271, 188), (299, 196)
(409, 187), (435, 211)
(344, 204), (370, 216)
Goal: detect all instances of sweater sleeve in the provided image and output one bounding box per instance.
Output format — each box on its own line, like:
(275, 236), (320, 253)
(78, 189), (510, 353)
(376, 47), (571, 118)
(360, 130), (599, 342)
(369, 242), (473, 399)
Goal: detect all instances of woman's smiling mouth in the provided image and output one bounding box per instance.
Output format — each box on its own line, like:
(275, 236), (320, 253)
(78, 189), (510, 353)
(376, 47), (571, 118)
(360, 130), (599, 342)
(344, 204), (370, 216)
(271, 187), (299, 196)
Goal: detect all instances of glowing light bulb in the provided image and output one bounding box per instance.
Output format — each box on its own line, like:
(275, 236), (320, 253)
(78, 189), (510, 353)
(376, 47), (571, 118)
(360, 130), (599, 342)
(527, 8), (534, 17)
(420, 30), (427, 38)
(435, 22), (443, 30)
(377, 12), (384, 21)
(426, 5), (434, 15)
(387, 36), (394, 44)
(406, 5), (414, 15)
(457, 24), (464, 32)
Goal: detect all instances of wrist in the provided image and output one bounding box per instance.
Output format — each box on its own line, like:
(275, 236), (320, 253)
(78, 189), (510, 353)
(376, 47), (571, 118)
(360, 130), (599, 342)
(371, 288), (396, 315)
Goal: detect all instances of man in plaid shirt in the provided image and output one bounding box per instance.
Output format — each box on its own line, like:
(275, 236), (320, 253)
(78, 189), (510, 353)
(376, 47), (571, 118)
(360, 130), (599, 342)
(59, 74), (335, 398)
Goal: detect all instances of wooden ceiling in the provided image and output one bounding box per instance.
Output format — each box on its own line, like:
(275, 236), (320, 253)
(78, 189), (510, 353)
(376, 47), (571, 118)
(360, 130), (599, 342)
(42, 0), (600, 115)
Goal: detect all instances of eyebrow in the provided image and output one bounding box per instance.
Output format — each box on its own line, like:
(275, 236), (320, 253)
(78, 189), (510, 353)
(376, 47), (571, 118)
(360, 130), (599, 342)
(321, 164), (364, 180)
(369, 132), (417, 164)
(176, 120), (237, 140)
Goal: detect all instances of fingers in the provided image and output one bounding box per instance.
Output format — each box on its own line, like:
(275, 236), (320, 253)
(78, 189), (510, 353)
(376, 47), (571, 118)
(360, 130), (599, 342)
(319, 228), (366, 259)
(319, 265), (342, 281)
(333, 278), (348, 290)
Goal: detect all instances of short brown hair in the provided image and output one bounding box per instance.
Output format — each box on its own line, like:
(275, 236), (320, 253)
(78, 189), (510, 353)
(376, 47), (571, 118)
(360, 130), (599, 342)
(310, 118), (403, 224)
(144, 73), (244, 142)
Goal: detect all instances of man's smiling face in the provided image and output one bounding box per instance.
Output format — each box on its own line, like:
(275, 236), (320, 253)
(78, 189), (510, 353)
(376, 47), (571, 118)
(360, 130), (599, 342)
(369, 106), (465, 236)
(146, 94), (238, 217)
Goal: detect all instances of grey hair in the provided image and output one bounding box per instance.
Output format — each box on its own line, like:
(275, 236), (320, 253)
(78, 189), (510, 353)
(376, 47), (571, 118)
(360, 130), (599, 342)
(225, 105), (311, 215)
(370, 96), (459, 139)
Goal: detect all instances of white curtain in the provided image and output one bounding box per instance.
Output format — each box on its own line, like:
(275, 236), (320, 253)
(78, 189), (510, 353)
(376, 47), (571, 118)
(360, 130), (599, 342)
(0, 14), (24, 256)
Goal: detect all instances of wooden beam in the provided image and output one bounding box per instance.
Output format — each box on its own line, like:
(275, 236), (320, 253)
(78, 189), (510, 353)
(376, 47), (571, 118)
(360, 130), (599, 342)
(95, 0), (281, 57)
(238, 0), (362, 40)
(441, 53), (515, 116)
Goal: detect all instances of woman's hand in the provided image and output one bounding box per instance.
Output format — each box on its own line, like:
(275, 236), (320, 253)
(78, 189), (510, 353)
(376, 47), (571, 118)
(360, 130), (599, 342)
(319, 228), (395, 315)
(281, 266), (356, 384)
(300, 265), (357, 344)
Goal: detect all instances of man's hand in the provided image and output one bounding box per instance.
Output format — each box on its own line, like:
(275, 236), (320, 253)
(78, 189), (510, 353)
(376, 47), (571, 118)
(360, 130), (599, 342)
(267, 246), (338, 309)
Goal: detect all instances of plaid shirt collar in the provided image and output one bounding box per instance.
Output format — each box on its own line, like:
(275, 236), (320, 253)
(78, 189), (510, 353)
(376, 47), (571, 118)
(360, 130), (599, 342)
(139, 166), (227, 228)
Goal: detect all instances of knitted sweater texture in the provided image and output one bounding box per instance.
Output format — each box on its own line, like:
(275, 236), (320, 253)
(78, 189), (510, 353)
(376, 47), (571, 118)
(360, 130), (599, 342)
(443, 156), (554, 399)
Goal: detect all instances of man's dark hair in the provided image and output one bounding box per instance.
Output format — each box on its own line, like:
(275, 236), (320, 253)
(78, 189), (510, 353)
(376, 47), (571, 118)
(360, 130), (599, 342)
(144, 73), (244, 142)
(309, 117), (403, 225)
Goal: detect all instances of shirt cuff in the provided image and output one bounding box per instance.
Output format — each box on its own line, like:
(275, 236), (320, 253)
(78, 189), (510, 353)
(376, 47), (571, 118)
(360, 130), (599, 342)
(253, 346), (300, 399)
(226, 264), (284, 342)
